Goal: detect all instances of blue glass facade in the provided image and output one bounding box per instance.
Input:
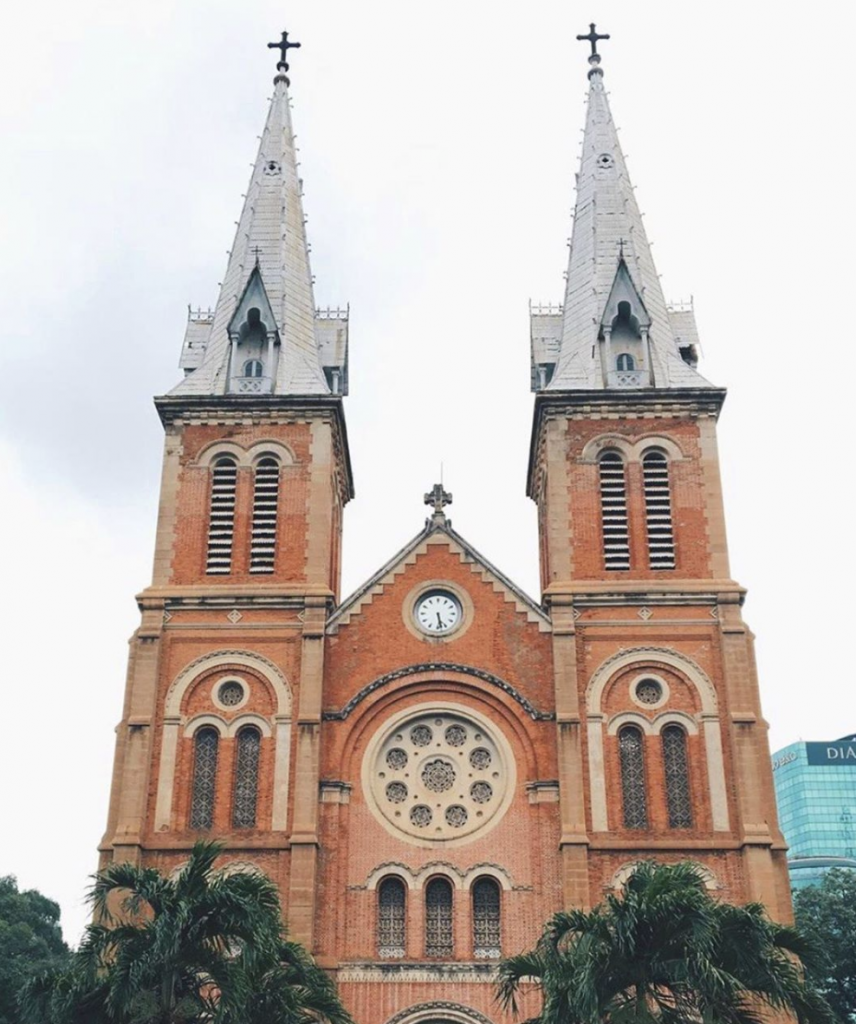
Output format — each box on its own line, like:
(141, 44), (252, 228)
(772, 735), (856, 889)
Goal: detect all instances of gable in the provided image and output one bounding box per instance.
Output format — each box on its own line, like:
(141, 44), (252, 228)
(327, 523), (551, 634)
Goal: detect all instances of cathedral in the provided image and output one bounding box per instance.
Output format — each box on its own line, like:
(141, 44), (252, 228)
(99, 27), (791, 1024)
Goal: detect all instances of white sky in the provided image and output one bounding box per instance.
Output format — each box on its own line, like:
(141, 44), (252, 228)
(1, 0), (853, 945)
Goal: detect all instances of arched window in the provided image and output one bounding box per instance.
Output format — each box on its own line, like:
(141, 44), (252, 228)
(250, 457), (280, 574)
(232, 726), (261, 829)
(243, 359), (264, 378)
(190, 727), (219, 830)
(472, 877), (501, 958)
(377, 877), (406, 958)
(598, 451), (630, 570)
(619, 726), (648, 829)
(662, 725), (693, 828)
(616, 353), (635, 371)
(206, 457), (238, 575)
(425, 877), (453, 957)
(642, 450), (675, 569)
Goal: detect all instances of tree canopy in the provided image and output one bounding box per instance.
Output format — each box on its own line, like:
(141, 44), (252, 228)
(19, 842), (352, 1024)
(497, 860), (835, 1024)
(0, 875), (69, 1024)
(794, 867), (856, 1023)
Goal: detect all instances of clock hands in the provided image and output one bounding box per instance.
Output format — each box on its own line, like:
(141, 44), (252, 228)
(436, 612), (443, 629)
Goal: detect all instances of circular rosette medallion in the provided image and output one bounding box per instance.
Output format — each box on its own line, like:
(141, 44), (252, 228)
(364, 705), (514, 844)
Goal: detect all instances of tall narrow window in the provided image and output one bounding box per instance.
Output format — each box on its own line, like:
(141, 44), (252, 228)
(472, 877), (501, 958)
(250, 458), (280, 574)
(425, 877), (453, 957)
(232, 726), (261, 829)
(206, 457), (237, 575)
(662, 725), (693, 828)
(190, 727), (219, 830)
(643, 450), (675, 569)
(619, 726), (648, 829)
(377, 877), (406, 958)
(599, 451), (630, 570)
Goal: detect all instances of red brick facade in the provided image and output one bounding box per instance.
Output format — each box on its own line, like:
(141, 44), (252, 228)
(99, 384), (790, 1024)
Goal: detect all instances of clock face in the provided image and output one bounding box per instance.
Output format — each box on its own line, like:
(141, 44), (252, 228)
(415, 591), (462, 635)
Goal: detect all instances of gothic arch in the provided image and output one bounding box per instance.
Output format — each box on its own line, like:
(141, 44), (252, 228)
(586, 646), (717, 715)
(384, 1004), (495, 1024)
(155, 650), (292, 834)
(195, 438), (295, 468)
(323, 662), (553, 721)
(580, 434), (685, 464)
(607, 860), (720, 891)
(585, 647), (728, 833)
(165, 649), (292, 717)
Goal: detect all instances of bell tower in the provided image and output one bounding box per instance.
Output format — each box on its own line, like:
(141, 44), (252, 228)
(528, 30), (791, 919)
(99, 33), (352, 944)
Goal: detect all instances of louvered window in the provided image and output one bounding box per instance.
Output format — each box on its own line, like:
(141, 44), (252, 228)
(663, 725), (693, 828)
(232, 727), (261, 829)
(425, 877), (453, 957)
(599, 451), (630, 570)
(250, 458), (280, 574)
(190, 727), (219, 830)
(206, 457), (237, 575)
(472, 877), (501, 958)
(619, 726), (648, 829)
(643, 450), (675, 569)
(377, 877), (406, 958)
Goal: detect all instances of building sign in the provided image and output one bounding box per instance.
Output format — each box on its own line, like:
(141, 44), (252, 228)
(772, 751), (798, 771)
(806, 741), (856, 766)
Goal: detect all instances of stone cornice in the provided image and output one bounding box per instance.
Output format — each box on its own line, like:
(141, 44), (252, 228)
(154, 393), (354, 501)
(527, 387), (727, 498)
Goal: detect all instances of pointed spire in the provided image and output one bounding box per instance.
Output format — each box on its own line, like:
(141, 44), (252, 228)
(540, 28), (713, 392)
(171, 34), (335, 398)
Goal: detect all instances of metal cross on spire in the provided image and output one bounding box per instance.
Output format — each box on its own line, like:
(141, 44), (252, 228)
(267, 30), (301, 84)
(576, 22), (610, 57)
(424, 483), (453, 517)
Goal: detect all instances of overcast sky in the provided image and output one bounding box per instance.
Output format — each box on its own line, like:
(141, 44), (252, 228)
(1, 0), (853, 945)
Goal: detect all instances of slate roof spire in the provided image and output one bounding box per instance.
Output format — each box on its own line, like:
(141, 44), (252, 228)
(172, 33), (344, 398)
(530, 27), (712, 392)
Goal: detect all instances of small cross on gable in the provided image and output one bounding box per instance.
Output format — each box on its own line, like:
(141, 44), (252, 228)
(424, 483), (452, 516)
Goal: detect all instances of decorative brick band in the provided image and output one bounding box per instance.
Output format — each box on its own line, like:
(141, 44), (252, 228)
(323, 663), (554, 721)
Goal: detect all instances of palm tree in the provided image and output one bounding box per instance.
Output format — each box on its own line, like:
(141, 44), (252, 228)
(20, 842), (352, 1024)
(497, 861), (835, 1024)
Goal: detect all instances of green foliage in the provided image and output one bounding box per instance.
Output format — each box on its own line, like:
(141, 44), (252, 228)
(497, 860), (835, 1024)
(19, 842), (352, 1024)
(794, 868), (856, 1023)
(0, 875), (69, 1024)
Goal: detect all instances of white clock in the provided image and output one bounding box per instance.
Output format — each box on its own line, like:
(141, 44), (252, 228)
(415, 590), (462, 635)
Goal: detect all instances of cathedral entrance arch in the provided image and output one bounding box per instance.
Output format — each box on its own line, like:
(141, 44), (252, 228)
(384, 1001), (495, 1024)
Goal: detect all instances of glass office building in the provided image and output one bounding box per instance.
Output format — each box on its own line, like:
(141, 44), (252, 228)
(771, 733), (856, 890)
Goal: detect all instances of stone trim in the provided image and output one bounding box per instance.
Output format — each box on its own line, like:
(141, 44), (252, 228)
(364, 861), (514, 891)
(383, 1003), (496, 1024)
(339, 965), (496, 984)
(586, 646), (717, 716)
(323, 663), (553, 722)
(328, 522), (550, 633)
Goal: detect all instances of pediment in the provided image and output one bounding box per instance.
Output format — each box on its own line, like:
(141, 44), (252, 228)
(227, 265), (279, 342)
(600, 257), (651, 331)
(327, 520), (551, 634)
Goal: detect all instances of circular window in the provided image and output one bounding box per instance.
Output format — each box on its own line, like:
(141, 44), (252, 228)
(635, 678), (663, 705)
(365, 706), (514, 843)
(597, 152), (614, 169)
(217, 680), (246, 707)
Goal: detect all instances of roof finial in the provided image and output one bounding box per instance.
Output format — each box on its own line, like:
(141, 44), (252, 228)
(576, 22), (610, 79)
(424, 482), (452, 521)
(268, 30), (301, 85)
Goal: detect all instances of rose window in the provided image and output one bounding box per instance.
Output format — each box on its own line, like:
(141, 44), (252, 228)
(422, 759), (456, 792)
(635, 679), (663, 706)
(367, 708), (512, 842)
(217, 681), (245, 707)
